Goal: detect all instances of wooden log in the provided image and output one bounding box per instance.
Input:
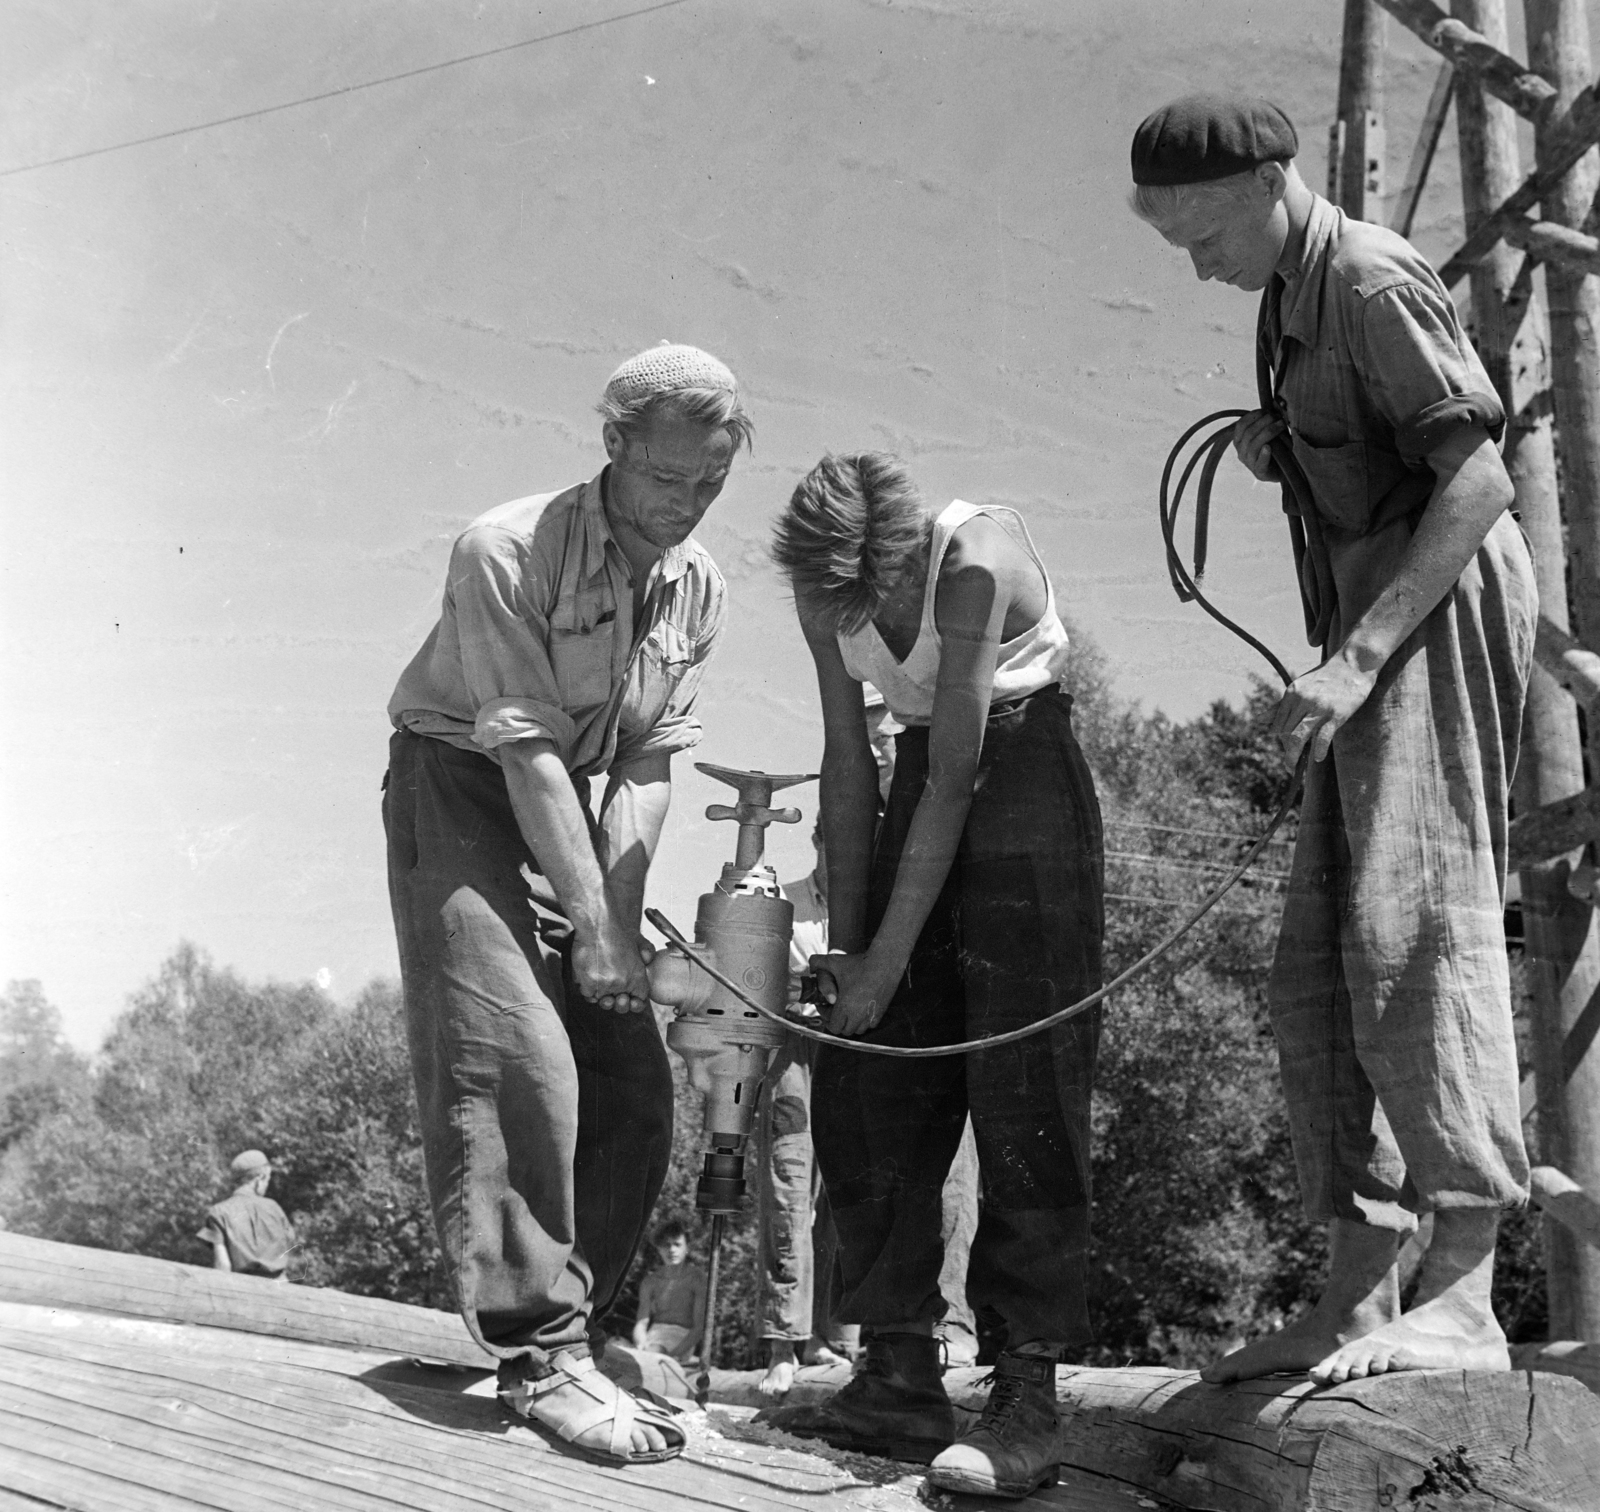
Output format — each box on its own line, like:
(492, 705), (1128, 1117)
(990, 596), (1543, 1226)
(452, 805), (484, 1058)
(1377, 0), (1560, 118)
(1437, 74), (1600, 284)
(0, 1228), (490, 1368)
(1505, 215), (1600, 273)
(1332, 0), (1387, 221)
(1533, 1164), (1600, 1251)
(1533, 613), (1600, 711)
(1511, 1340), (1600, 1395)
(1526, 0), (1600, 1345)
(946, 1365), (1600, 1511)
(1507, 784), (1600, 870)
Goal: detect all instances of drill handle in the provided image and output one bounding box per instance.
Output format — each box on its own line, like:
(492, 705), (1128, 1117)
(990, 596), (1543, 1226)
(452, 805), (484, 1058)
(705, 802), (803, 826)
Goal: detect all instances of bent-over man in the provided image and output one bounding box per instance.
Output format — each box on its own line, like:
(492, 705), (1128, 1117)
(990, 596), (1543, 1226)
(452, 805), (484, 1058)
(1131, 95), (1534, 1385)
(384, 344), (750, 1464)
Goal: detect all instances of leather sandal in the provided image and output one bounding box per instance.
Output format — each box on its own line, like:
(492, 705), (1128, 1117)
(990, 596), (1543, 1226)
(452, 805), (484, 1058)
(500, 1348), (686, 1466)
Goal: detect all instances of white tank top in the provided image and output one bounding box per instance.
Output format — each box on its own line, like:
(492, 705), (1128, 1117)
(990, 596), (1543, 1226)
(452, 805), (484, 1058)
(837, 500), (1071, 726)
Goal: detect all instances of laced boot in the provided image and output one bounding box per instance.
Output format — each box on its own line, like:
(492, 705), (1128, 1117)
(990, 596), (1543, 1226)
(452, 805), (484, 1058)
(758, 1330), (955, 1463)
(925, 1350), (1061, 1498)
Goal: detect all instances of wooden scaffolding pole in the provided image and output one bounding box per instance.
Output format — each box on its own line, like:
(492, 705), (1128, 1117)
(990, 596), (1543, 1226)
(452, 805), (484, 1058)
(1331, 0), (1388, 217)
(1524, 0), (1600, 1340)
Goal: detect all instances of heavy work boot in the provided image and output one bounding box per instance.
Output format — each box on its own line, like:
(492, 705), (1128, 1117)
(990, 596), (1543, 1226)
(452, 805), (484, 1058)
(925, 1350), (1061, 1498)
(758, 1331), (955, 1463)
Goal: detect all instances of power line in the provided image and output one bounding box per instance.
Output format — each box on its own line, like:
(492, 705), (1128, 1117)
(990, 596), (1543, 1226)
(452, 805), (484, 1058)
(1103, 890), (1281, 910)
(0, 0), (691, 180)
(1105, 849), (1290, 883)
(1103, 815), (1294, 845)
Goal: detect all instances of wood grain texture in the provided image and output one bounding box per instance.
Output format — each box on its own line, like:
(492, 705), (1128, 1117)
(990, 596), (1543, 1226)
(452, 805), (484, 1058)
(0, 1229), (490, 1368)
(0, 1301), (1155, 1512)
(940, 1364), (1600, 1511)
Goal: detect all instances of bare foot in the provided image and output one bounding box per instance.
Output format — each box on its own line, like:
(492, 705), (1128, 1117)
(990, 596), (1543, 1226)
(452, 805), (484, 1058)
(806, 1343), (848, 1368)
(1202, 1307), (1384, 1383)
(1309, 1296), (1507, 1384)
(760, 1341), (798, 1398)
(1310, 1209), (1509, 1385)
(1202, 1218), (1401, 1385)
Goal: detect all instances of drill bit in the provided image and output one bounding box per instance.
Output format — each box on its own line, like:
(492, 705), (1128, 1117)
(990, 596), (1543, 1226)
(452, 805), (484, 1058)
(695, 1212), (726, 1408)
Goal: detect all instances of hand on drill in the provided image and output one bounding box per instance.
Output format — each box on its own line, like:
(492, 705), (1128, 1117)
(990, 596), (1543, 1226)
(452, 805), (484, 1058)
(810, 950), (899, 1037)
(574, 929), (655, 1013)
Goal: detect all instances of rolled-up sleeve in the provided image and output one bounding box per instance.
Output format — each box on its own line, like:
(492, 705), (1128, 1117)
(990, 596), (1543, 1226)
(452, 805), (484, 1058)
(449, 526), (578, 759)
(1357, 282), (1505, 464)
(611, 566), (728, 769)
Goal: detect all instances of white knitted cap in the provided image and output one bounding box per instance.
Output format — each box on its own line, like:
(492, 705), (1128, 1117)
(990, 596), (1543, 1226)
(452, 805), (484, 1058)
(604, 342), (738, 407)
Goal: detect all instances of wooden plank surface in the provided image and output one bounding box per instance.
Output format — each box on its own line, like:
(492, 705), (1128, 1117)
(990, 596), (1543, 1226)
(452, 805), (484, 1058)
(0, 1303), (1158, 1512)
(0, 1229), (490, 1368)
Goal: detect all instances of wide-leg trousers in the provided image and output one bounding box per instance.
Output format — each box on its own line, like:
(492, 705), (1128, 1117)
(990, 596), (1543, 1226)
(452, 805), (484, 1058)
(383, 731), (674, 1361)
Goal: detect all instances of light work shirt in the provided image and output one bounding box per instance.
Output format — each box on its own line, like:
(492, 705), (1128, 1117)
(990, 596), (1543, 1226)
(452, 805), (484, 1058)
(197, 1189), (295, 1277)
(1266, 193), (1504, 540)
(389, 471), (727, 778)
(1263, 193), (1508, 639)
(782, 872), (828, 974)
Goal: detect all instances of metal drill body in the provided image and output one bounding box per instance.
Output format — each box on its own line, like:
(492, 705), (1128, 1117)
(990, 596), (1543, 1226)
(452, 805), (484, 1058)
(646, 762), (816, 1399)
(664, 887), (793, 1209)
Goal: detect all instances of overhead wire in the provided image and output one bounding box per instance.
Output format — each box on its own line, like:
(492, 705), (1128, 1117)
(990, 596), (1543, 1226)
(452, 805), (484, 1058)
(0, 0), (692, 180)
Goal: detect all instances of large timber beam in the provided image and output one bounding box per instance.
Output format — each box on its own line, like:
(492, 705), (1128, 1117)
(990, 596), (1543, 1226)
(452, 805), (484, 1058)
(1375, 0), (1558, 118)
(1504, 215), (1600, 274)
(1509, 786), (1600, 870)
(0, 1229), (490, 1368)
(1437, 72), (1600, 284)
(936, 1365), (1600, 1510)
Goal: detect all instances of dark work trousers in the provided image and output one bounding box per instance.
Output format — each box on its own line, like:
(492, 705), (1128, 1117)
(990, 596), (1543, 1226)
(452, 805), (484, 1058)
(382, 731), (675, 1363)
(812, 689), (1104, 1348)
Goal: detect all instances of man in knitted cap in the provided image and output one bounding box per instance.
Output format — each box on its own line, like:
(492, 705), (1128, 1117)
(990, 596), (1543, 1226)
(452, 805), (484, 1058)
(197, 1150), (295, 1281)
(1130, 97), (1533, 1389)
(385, 342), (751, 1464)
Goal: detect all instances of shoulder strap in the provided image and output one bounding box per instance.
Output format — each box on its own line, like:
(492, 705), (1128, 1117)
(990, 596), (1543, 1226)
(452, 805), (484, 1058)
(922, 501), (979, 631)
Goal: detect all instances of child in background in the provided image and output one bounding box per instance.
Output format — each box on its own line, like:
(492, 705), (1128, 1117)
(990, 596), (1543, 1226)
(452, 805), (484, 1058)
(631, 1221), (707, 1364)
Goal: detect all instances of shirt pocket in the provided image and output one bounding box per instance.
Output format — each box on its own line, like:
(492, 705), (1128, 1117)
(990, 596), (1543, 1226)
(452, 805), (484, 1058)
(629, 621), (697, 731)
(1292, 434), (1419, 535)
(549, 616), (616, 710)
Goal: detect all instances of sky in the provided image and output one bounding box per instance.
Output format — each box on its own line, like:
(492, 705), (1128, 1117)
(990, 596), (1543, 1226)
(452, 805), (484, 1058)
(2, 0), (1582, 1048)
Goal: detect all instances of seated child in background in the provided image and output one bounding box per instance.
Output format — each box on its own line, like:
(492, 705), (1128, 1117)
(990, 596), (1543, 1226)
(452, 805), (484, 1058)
(631, 1221), (707, 1364)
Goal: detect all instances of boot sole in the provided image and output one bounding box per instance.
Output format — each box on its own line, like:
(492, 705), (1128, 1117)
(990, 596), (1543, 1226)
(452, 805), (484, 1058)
(925, 1462), (1061, 1499)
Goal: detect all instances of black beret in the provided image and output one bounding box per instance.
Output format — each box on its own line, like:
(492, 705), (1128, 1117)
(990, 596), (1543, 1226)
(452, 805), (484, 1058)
(1131, 94), (1298, 186)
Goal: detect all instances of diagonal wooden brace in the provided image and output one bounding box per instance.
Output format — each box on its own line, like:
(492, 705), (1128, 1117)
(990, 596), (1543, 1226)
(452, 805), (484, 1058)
(1374, 0), (1558, 121)
(1503, 216), (1600, 275)
(1509, 786), (1600, 872)
(1534, 614), (1600, 711)
(1532, 1166), (1600, 1253)
(1438, 74), (1600, 285)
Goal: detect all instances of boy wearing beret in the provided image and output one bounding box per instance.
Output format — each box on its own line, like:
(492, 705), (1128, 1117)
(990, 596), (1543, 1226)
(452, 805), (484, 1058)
(1130, 95), (1534, 1385)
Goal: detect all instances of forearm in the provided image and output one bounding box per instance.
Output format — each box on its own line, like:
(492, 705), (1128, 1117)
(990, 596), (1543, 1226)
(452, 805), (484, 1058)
(819, 748), (879, 954)
(597, 754), (672, 934)
(211, 1241), (231, 1272)
(864, 762), (975, 980)
(500, 738), (615, 939)
(1336, 438), (1512, 676)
